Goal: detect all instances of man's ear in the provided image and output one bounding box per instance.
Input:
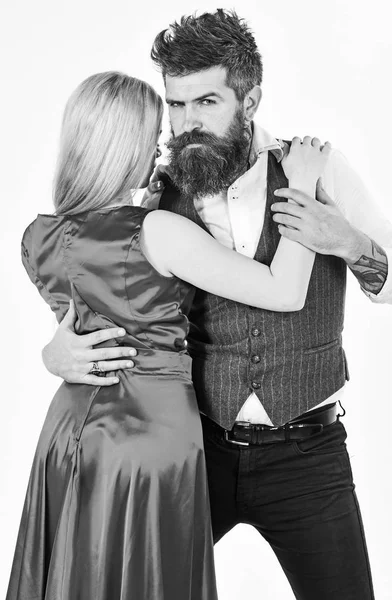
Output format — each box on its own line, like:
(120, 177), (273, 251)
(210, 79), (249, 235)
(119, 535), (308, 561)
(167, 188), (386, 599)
(244, 85), (262, 121)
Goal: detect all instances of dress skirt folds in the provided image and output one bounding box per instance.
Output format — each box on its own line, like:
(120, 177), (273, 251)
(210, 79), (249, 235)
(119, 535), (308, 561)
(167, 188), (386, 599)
(7, 207), (218, 599)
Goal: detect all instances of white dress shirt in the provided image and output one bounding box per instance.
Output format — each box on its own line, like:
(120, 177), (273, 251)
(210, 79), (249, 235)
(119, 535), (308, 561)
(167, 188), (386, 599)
(192, 125), (392, 425)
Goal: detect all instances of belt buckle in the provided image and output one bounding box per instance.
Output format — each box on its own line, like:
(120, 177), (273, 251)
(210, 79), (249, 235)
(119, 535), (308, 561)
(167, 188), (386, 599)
(224, 421), (252, 446)
(224, 431), (250, 446)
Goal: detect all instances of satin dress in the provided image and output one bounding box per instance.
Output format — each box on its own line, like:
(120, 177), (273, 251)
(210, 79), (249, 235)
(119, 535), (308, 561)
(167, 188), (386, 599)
(7, 206), (218, 600)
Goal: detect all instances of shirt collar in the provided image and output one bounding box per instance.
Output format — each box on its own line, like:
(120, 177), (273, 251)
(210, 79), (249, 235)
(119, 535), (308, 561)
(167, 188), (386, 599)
(249, 124), (285, 166)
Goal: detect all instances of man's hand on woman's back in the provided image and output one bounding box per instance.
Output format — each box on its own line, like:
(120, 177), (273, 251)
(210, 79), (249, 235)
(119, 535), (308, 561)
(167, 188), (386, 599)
(42, 301), (136, 386)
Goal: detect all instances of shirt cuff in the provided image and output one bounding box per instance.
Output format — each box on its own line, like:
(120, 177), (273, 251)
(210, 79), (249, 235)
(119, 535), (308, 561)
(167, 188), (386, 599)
(361, 246), (392, 304)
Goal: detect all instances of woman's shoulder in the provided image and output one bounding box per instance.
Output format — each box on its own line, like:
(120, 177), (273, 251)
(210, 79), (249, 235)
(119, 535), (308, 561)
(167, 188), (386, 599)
(21, 213), (69, 266)
(91, 206), (152, 244)
(21, 207), (152, 268)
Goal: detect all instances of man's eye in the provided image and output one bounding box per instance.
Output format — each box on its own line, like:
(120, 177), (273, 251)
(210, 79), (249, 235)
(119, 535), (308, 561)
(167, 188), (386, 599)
(200, 99), (215, 106)
(169, 102), (181, 108)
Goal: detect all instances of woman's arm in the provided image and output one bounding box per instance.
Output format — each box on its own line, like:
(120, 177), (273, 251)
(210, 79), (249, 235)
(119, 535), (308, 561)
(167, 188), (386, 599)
(141, 137), (331, 312)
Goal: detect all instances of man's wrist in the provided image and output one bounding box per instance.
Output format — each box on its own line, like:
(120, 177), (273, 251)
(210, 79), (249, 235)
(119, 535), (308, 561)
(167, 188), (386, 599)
(42, 344), (60, 377)
(339, 226), (369, 264)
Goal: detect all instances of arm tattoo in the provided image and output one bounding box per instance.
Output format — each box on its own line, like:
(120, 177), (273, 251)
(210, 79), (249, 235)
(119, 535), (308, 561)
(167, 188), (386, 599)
(349, 238), (388, 294)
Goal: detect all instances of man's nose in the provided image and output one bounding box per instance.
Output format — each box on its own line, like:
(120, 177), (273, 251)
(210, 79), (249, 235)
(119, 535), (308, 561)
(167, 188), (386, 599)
(183, 107), (202, 133)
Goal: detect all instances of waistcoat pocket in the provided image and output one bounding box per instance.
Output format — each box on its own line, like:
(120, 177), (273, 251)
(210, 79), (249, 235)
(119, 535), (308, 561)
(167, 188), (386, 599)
(303, 338), (340, 355)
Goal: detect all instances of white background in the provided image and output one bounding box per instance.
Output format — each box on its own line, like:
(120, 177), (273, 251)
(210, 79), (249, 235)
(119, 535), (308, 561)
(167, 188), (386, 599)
(1, 0), (392, 598)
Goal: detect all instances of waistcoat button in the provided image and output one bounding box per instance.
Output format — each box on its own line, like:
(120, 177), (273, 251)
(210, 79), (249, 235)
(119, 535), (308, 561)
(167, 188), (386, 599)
(251, 381), (261, 390)
(174, 338), (188, 350)
(251, 328), (261, 337)
(251, 355), (261, 364)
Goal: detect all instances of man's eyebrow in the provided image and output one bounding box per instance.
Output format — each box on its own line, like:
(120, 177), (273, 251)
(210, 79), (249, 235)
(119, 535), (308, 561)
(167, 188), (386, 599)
(165, 92), (222, 104)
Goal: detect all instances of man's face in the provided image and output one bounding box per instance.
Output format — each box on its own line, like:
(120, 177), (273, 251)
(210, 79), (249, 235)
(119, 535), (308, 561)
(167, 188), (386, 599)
(165, 66), (251, 201)
(166, 66), (238, 139)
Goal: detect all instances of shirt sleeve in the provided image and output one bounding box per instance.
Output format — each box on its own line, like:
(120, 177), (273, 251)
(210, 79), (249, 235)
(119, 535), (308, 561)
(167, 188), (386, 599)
(322, 149), (392, 304)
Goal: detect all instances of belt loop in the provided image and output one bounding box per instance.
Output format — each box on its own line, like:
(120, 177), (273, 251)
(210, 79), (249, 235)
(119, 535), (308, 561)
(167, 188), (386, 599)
(284, 423), (291, 443)
(337, 400), (346, 419)
(254, 425), (260, 445)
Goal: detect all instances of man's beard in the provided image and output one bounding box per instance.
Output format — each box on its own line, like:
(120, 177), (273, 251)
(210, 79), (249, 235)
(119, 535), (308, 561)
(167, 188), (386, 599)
(166, 109), (251, 202)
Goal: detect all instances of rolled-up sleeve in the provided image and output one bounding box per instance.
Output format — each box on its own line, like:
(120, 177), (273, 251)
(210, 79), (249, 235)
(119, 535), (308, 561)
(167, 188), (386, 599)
(323, 150), (392, 304)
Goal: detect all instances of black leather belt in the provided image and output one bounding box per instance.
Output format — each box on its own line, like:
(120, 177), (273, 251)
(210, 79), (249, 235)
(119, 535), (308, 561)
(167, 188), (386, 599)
(224, 403), (338, 446)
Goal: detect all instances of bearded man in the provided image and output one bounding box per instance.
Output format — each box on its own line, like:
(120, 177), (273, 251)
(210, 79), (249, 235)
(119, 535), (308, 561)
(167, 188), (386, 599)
(42, 10), (392, 599)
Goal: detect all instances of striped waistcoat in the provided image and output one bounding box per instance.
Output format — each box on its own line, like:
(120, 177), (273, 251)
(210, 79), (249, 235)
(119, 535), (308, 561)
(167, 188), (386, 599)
(159, 151), (349, 428)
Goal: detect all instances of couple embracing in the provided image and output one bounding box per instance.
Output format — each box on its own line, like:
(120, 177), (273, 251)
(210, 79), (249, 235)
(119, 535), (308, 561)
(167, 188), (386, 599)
(7, 9), (391, 600)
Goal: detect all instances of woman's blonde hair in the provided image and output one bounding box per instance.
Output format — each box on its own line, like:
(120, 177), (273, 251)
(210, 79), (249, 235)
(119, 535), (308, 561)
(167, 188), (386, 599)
(54, 72), (163, 214)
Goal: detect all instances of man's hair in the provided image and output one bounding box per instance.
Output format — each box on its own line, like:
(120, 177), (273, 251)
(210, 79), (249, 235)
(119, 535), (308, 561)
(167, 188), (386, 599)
(151, 9), (263, 101)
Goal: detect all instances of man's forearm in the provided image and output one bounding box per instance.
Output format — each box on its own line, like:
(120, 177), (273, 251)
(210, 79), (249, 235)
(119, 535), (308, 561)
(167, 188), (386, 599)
(271, 183), (390, 297)
(344, 229), (388, 295)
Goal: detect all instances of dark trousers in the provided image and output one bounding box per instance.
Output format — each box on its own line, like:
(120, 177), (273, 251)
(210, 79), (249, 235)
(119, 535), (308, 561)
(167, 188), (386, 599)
(201, 414), (374, 600)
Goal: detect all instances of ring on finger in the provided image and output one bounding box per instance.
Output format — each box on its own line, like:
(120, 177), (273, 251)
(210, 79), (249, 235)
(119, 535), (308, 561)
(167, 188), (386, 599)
(89, 361), (104, 375)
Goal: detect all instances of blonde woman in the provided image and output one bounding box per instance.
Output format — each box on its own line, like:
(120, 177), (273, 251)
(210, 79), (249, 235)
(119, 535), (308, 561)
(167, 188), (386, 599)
(7, 72), (330, 600)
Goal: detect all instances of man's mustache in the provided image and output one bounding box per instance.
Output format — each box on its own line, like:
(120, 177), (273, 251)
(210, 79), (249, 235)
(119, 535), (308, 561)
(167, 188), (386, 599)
(166, 130), (222, 151)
